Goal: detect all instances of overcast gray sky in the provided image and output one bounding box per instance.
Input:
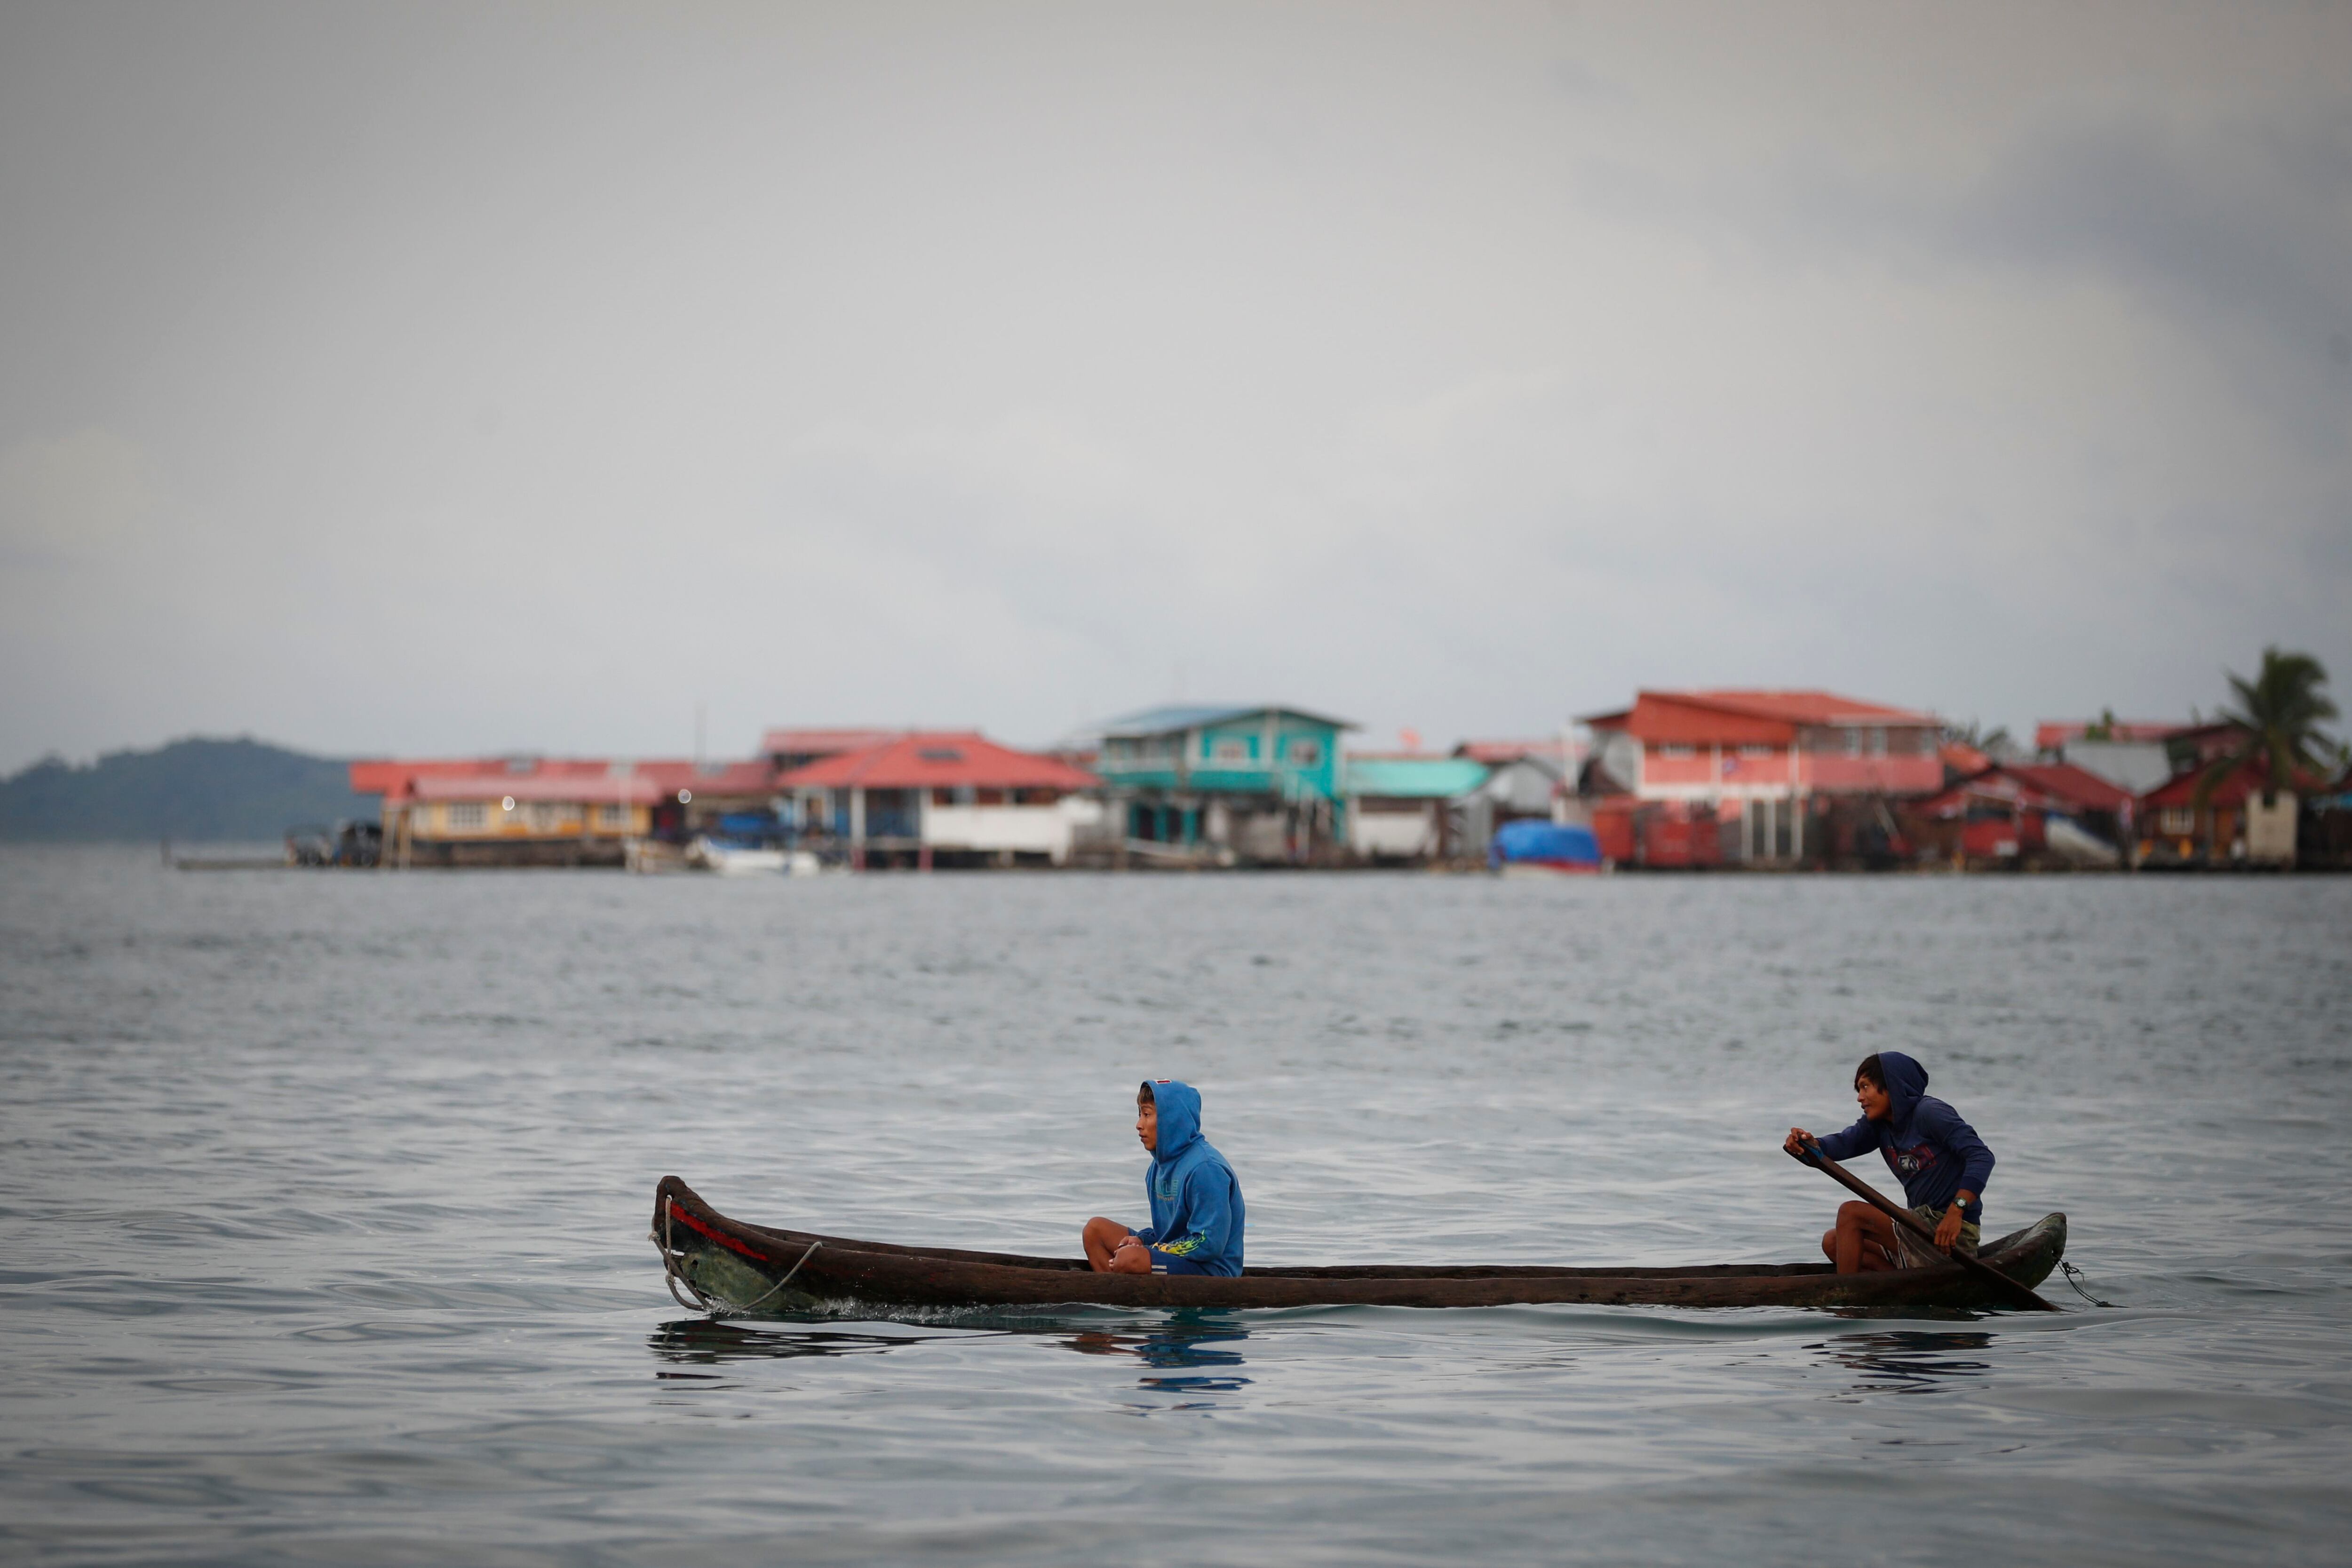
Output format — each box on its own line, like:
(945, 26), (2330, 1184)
(2, 0), (2346, 770)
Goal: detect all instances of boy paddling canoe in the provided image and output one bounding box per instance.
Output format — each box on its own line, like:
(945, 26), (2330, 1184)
(1082, 1079), (1247, 1277)
(1785, 1051), (1994, 1274)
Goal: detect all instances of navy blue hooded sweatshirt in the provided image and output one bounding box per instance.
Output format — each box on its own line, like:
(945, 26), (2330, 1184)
(1814, 1051), (1995, 1223)
(1133, 1079), (1245, 1276)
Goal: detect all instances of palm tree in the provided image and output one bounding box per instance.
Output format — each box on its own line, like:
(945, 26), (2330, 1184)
(2199, 647), (2339, 809)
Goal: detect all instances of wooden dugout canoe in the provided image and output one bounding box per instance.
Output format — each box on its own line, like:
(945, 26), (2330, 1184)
(651, 1175), (2069, 1314)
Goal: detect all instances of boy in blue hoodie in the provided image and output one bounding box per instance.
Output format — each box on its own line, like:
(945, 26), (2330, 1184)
(1784, 1051), (1995, 1274)
(1082, 1080), (1246, 1277)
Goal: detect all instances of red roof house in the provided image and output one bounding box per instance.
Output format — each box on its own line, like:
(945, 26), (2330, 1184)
(408, 772), (661, 805)
(1581, 689), (1944, 803)
(632, 759), (783, 801)
(348, 756), (633, 800)
(775, 732), (1099, 795)
(1912, 762), (2135, 865)
(2135, 750), (2333, 868)
(776, 732), (1102, 868)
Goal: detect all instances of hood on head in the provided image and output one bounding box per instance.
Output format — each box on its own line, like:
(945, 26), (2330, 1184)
(1142, 1078), (1203, 1162)
(1876, 1051), (1930, 1123)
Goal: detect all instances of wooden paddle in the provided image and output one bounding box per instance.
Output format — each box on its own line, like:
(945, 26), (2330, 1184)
(1787, 1141), (2059, 1312)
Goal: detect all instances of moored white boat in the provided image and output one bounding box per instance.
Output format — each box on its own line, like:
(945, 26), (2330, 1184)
(689, 836), (789, 875)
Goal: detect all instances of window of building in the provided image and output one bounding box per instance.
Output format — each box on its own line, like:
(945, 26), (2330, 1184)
(448, 802), (486, 830)
(975, 788), (1005, 806)
(1287, 739), (1321, 766)
(1739, 744), (1774, 758)
(1014, 788), (1060, 805)
(596, 803), (630, 829)
(1210, 737), (1248, 763)
(529, 802), (566, 831)
(1843, 728), (1863, 756)
(1870, 728), (1888, 756)
(2160, 807), (2195, 835)
(1657, 743), (1695, 760)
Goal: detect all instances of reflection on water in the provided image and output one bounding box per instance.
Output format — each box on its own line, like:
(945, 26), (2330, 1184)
(645, 1313), (1257, 1407)
(648, 1317), (951, 1369)
(1066, 1319), (1254, 1400)
(1816, 1331), (1995, 1395)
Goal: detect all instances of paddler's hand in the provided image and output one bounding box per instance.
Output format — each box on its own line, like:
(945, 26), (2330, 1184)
(1783, 1129), (1817, 1158)
(1933, 1198), (1968, 1252)
(1107, 1238), (1152, 1275)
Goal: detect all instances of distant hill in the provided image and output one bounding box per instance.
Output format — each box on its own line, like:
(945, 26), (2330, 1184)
(0, 737), (375, 842)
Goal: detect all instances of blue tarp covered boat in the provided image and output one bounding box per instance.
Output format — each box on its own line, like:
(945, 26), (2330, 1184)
(1489, 819), (1602, 872)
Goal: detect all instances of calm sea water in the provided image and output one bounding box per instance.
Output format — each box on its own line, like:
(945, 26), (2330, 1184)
(2, 846), (2348, 1566)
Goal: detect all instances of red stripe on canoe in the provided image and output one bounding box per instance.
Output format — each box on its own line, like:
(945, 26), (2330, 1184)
(666, 1200), (775, 1264)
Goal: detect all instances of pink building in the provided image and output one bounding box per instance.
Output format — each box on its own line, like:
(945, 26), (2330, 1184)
(1581, 690), (1943, 862)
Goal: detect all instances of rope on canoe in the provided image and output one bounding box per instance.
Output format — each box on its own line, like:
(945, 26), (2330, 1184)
(2059, 1260), (2114, 1307)
(655, 1199), (820, 1317)
(729, 1240), (822, 1316)
(658, 1203), (720, 1313)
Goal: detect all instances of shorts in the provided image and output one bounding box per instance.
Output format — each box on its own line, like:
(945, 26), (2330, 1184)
(1149, 1250), (1215, 1276)
(1894, 1204), (1981, 1270)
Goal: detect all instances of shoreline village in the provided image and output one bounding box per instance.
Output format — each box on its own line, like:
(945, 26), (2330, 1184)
(318, 663), (2347, 875)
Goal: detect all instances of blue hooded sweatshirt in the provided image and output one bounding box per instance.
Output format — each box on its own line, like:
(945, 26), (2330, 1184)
(1813, 1051), (1995, 1223)
(1132, 1079), (1246, 1276)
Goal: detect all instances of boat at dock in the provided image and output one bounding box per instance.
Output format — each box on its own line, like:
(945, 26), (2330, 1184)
(1488, 820), (1604, 875)
(651, 1175), (2068, 1314)
(685, 837), (825, 875)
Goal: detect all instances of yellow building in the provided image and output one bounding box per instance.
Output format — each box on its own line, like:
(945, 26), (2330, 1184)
(361, 766), (661, 868)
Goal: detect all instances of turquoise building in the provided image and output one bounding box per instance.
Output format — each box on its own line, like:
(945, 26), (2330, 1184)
(1093, 704), (1356, 860)
(1337, 754), (1493, 862)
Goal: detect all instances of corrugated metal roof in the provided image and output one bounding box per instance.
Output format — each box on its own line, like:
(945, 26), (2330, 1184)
(1100, 703), (1357, 738)
(1920, 763), (2136, 819)
(2139, 754), (2333, 809)
(411, 774), (662, 804)
(2002, 763), (2136, 812)
(1679, 690), (1936, 725)
(1454, 739), (1571, 765)
(632, 759), (779, 796)
(352, 756), (669, 799)
(1581, 690), (1938, 742)
(1342, 756), (1491, 798)
(776, 732), (1100, 792)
